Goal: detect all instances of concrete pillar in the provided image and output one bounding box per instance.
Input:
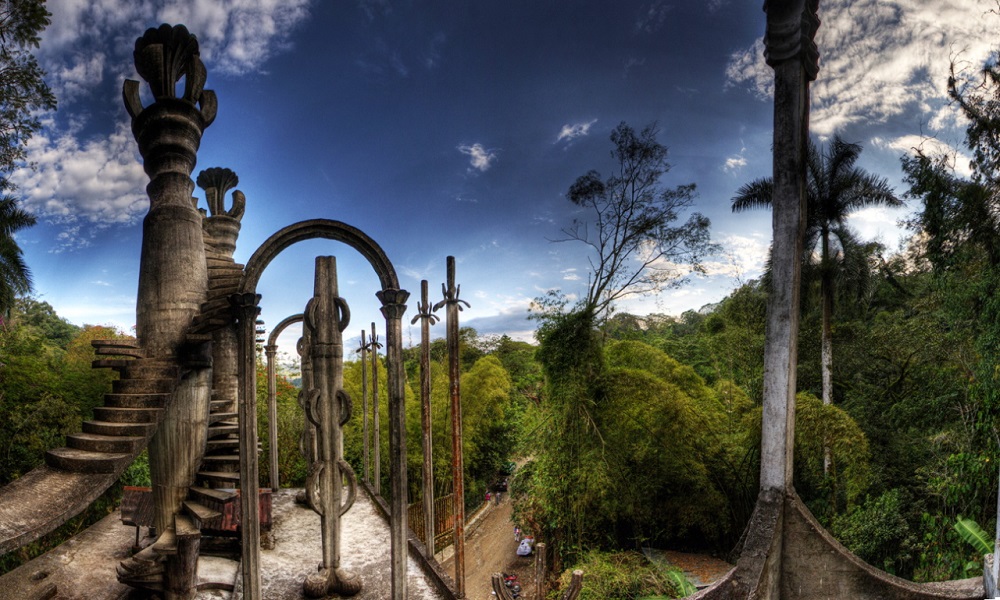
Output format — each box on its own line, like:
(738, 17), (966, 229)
(377, 287), (411, 600)
(232, 292), (263, 599)
(123, 24), (217, 544)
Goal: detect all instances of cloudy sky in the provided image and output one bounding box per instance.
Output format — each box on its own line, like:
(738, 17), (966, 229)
(13, 0), (999, 357)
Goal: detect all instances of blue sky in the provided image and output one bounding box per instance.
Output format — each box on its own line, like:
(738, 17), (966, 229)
(13, 0), (999, 359)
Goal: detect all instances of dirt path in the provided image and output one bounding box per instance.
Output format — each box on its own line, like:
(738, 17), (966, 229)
(440, 496), (535, 600)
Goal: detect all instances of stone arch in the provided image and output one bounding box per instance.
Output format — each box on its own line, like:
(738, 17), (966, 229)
(240, 219), (400, 294)
(235, 218), (411, 599)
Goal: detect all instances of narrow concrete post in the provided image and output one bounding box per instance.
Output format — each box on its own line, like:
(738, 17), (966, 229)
(434, 256), (470, 597)
(534, 542), (547, 600)
(263, 314), (304, 492)
(231, 292), (263, 599)
(377, 287), (411, 600)
(759, 0), (819, 494)
(302, 257), (362, 597)
(371, 322), (383, 495)
(264, 342), (280, 491)
(359, 330), (370, 484)
(992, 461), (1000, 594)
(411, 280), (439, 555)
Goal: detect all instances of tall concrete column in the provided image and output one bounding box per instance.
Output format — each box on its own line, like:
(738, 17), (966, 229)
(232, 292), (263, 599)
(377, 287), (411, 600)
(303, 257), (362, 597)
(759, 0), (818, 495)
(411, 280), (439, 555)
(124, 24), (218, 537)
(201, 167), (245, 418)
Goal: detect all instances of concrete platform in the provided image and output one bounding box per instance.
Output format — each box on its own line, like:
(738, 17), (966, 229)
(0, 488), (450, 600)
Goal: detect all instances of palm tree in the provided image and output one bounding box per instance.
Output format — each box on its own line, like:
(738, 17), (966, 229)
(0, 194), (36, 319)
(732, 135), (901, 411)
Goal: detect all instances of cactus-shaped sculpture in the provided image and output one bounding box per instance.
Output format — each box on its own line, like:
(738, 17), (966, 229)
(301, 256), (362, 597)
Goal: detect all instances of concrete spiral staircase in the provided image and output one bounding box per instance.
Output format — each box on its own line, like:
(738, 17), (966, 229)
(0, 252), (252, 558)
(0, 340), (179, 555)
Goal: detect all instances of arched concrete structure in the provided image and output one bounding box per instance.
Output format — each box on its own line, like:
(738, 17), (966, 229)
(235, 219), (410, 600)
(264, 313), (304, 491)
(240, 219), (400, 293)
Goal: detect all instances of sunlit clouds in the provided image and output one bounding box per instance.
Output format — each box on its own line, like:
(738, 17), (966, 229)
(556, 119), (598, 143)
(726, 0), (996, 138)
(458, 143), (498, 172)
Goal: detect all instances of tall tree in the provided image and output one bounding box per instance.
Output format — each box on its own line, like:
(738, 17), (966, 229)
(557, 121), (715, 319)
(732, 135), (900, 408)
(0, 0), (56, 316)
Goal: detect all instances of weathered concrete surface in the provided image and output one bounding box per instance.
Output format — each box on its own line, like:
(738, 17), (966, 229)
(0, 488), (453, 600)
(0, 467), (119, 556)
(781, 492), (982, 599)
(0, 503), (137, 600)
(235, 488), (447, 600)
(690, 490), (984, 600)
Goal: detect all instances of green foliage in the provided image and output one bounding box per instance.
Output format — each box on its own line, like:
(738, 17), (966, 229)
(831, 489), (917, 575)
(0, 1), (57, 315)
(791, 392), (870, 513)
(554, 550), (690, 600)
(561, 122), (715, 316)
(953, 516), (993, 555)
(255, 361), (308, 488)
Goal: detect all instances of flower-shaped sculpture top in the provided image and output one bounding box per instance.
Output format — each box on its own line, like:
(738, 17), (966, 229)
(123, 24), (217, 126)
(197, 167), (245, 220)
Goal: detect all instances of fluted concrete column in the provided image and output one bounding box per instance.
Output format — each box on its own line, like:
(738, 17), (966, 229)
(124, 24), (217, 540)
(378, 287), (410, 600)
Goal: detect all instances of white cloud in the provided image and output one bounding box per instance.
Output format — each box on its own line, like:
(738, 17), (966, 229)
(725, 0), (996, 136)
(871, 134), (974, 177)
(556, 119), (598, 143)
(458, 143), (497, 172)
(11, 121), (148, 250)
(40, 0), (312, 101)
(724, 144), (748, 173)
(562, 268), (581, 282)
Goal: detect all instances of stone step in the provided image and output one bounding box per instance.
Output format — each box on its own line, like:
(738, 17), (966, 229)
(206, 438), (239, 452)
(175, 513), (202, 541)
(45, 447), (131, 474)
(202, 455), (239, 467)
(66, 432), (144, 454)
(91, 358), (135, 371)
(208, 276), (241, 291)
(182, 499), (222, 528)
(103, 392), (169, 409)
(209, 412), (237, 425)
(198, 296), (234, 315)
(152, 527), (177, 556)
(210, 400), (233, 410)
(197, 471), (240, 486)
(188, 485), (238, 505)
(91, 339), (143, 358)
(208, 424), (238, 438)
(82, 420), (156, 437)
(113, 378), (175, 394)
(121, 359), (179, 379)
(93, 406), (160, 424)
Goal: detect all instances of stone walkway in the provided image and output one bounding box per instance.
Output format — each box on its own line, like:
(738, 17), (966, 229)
(0, 488), (448, 600)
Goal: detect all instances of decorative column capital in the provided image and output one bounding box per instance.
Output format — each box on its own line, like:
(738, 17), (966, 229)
(198, 167), (245, 220)
(229, 293), (262, 323)
(763, 0), (820, 81)
(410, 280), (439, 326)
(377, 289), (410, 320)
(123, 24), (217, 183)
